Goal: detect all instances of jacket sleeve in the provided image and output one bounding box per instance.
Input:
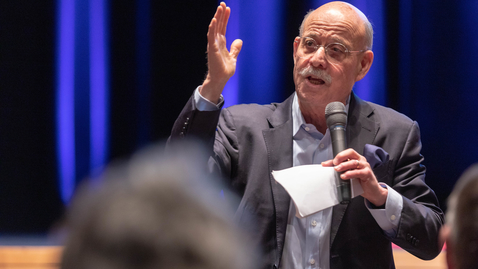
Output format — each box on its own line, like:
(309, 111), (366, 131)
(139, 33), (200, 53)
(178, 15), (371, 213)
(168, 94), (242, 194)
(389, 121), (444, 260)
(169, 93), (222, 149)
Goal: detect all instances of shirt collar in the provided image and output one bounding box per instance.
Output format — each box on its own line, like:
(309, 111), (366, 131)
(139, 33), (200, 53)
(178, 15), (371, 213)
(292, 92), (351, 136)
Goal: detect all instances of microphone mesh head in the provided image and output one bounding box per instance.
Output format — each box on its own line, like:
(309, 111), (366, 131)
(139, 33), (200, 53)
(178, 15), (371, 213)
(325, 102), (347, 128)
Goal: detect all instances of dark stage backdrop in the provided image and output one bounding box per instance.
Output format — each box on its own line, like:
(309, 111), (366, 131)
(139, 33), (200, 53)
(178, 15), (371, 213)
(0, 0), (477, 234)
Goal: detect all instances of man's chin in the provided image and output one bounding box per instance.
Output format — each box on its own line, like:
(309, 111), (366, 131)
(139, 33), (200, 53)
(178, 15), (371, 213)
(296, 89), (326, 103)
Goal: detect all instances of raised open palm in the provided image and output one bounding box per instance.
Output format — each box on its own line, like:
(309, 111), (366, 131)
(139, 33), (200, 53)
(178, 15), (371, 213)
(201, 2), (243, 104)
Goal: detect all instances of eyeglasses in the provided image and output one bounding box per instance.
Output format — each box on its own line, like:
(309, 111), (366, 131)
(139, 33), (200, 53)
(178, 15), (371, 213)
(295, 36), (367, 64)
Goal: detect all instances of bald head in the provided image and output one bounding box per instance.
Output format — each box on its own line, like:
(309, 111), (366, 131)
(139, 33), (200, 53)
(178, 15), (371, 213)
(299, 1), (373, 50)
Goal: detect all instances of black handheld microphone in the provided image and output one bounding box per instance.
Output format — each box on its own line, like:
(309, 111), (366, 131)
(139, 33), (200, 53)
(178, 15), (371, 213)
(325, 102), (351, 203)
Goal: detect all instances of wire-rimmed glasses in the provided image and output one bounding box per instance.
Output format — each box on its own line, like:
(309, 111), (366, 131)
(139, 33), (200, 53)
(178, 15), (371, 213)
(295, 36), (367, 64)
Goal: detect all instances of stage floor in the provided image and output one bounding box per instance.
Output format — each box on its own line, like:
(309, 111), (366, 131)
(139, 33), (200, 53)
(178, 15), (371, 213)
(0, 246), (446, 269)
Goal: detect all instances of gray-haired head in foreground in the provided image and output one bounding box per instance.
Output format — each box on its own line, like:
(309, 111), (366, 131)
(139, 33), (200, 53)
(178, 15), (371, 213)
(60, 141), (256, 269)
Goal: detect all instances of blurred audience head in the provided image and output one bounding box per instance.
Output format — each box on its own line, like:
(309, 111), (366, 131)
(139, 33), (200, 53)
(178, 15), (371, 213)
(60, 141), (254, 269)
(441, 163), (478, 269)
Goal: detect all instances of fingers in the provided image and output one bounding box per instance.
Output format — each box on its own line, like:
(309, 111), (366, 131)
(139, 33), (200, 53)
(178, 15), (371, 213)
(209, 3), (225, 37)
(336, 163), (372, 181)
(334, 157), (368, 172)
(331, 148), (371, 180)
(207, 18), (217, 48)
(321, 159), (334, 167)
(208, 4), (221, 47)
(341, 158), (367, 171)
(208, 3), (231, 50)
(332, 148), (360, 166)
(322, 149), (362, 169)
(221, 6), (231, 36)
(214, 2), (228, 36)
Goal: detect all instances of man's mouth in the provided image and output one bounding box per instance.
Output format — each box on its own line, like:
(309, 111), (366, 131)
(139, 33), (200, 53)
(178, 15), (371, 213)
(307, 76), (325, 85)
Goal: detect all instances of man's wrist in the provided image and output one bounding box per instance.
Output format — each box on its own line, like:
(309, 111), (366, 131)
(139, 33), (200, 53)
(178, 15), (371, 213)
(201, 75), (226, 104)
(194, 87), (223, 111)
(368, 186), (388, 208)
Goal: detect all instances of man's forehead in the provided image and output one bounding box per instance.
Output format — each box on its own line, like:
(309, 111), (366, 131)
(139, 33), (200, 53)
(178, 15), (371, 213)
(304, 11), (354, 34)
(303, 5), (363, 39)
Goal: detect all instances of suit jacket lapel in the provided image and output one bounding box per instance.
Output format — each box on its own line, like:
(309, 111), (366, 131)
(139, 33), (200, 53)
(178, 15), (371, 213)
(330, 92), (379, 246)
(263, 94), (294, 263)
(347, 92), (378, 154)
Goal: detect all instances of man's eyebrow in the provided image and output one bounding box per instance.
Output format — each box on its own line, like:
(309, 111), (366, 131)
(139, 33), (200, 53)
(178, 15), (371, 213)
(303, 33), (319, 39)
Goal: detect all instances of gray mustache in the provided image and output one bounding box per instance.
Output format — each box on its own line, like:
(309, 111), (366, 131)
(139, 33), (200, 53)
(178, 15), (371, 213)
(298, 66), (332, 84)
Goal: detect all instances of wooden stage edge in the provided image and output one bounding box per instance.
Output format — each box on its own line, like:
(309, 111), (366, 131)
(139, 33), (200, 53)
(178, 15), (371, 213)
(0, 246), (446, 269)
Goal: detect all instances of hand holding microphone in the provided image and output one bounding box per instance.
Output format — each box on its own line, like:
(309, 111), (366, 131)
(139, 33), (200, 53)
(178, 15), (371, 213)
(323, 102), (387, 206)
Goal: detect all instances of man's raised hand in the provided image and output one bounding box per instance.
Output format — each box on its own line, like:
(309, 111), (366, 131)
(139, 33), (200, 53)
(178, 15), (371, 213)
(201, 2), (243, 104)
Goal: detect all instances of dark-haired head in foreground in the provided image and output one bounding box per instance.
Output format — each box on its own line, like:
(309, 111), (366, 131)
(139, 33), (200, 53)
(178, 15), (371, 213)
(441, 164), (478, 269)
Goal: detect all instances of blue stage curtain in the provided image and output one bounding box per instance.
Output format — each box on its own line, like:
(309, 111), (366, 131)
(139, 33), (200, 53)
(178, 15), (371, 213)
(394, 1), (478, 204)
(56, 0), (110, 203)
(223, 0), (286, 107)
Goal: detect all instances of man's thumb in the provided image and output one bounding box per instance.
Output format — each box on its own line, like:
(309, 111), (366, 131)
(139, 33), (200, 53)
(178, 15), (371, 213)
(230, 39), (243, 59)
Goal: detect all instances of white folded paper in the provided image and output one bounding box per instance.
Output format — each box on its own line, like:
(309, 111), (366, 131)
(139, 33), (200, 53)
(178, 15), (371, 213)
(272, 164), (363, 218)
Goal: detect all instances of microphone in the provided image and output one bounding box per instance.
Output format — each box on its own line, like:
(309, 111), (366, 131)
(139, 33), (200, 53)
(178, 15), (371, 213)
(325, 102), (351, 203)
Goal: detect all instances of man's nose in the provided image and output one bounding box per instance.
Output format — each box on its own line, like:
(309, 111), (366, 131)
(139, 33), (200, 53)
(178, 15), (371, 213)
(309, 46), (327, 68)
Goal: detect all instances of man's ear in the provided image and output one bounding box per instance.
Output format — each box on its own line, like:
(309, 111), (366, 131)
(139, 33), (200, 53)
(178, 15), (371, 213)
(293, 37), (300, 65)
(355, 50), (374, 82)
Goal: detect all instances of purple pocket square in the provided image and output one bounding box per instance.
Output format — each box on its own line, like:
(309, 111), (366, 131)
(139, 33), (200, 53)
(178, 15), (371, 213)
(363, 144), (390, 169)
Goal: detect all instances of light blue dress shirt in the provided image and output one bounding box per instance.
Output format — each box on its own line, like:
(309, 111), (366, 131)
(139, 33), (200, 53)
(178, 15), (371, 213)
(193, 88), (403, 269)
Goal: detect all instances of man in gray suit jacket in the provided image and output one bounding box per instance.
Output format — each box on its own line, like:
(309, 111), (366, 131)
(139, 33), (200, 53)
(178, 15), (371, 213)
(170, 2), (444, 268)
